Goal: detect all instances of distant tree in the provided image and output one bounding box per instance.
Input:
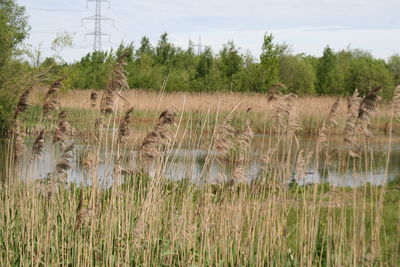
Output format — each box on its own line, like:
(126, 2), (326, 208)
(280, 55), (316, 95)
(260, 33), (284, 90)
(69, 51), (113, 90)
(316, 46), (344, 95)
(136, 36), (153, 57)
(155, 32), (175, 65)
(344, 51), (394, 99)
(196, 47), (213, 78)
(388, 54), (400, 86)
(218, 41), (242, 90)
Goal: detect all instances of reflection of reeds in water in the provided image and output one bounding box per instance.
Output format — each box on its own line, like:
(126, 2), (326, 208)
(139, 106), (177, 172)
(43, 78), (64, 117)
(118, 107), (134, 144)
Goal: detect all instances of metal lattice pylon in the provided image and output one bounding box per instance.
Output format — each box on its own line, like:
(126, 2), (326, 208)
(83, 0), (114, 52)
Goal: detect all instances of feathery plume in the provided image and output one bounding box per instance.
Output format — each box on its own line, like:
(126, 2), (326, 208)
(232, 110), (254, 181)
(43, 78), (64, 117)
(139, 106), (177, 170)
(318, 98), (341, 155)
(81, 147), (95, 170)
(267, 83), (286, 102)
(356, 86), (382, 137)
(113, 158), (134, 178)
(90, 90), (98, 108)
(75, 194), (91, 230)
(56, 142), (75, 174)
(32, 130), (45, 159)
(295, 150), (313, 183)
(13, 86), (33, 120)
(100, 52), (129, 114)
(327, 97), (340, 127)
(13, 120), (26, 159)
(118, 107), (134, 144)
(214, 119), (235, 160)
(272, 93), (298, 133)
(343, 89), (362, 147)
(53, 110), (72, 146)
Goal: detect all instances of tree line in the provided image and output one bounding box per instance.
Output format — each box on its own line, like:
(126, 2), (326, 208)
(1, 0), (400, 133)
(57, 33), (400, 100)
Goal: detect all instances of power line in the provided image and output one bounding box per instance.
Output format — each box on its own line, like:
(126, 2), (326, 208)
(82, 0), (114, 52)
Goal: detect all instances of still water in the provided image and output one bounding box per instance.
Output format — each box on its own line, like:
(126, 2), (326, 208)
(1, 135), (399, 187)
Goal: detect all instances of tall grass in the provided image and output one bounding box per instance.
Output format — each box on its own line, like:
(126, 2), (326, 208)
(1, 79), (399, 265)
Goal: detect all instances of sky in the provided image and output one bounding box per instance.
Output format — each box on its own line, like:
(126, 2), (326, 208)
(17, 0), (400, 63)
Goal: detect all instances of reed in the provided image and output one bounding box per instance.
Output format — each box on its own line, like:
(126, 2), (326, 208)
(117, 107), (134, 144)
(53, 110), (72, 146)
(1, 83), (399, 266)
(100, 52), (129, 114)
(43, 78), (64, 117)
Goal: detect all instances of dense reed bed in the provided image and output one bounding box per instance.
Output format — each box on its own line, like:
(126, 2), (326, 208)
(1, 63), (399, 265)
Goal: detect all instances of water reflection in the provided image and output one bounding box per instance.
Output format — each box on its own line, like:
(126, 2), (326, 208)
(1, 135), (399, 187)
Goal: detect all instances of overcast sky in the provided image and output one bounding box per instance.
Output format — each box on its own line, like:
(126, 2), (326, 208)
(18, 0), (400, 62)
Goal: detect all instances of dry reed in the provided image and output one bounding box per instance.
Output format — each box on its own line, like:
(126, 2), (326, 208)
(90, 90), (98, 108)
(53, 110), (72, 146)
(139, 106), (177, 171)
(117, 107), (134, 144)
(55, 142), (74, 175)
(32, 130), (45, 159)
(13, 85), (33, 120)
(43, 78), (64, 117)
(100, 53), (129, 114)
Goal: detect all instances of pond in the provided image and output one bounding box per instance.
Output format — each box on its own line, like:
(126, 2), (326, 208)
(1, 134), (399, 187)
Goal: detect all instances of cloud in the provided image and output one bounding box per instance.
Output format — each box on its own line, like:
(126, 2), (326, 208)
(17, 0), (400, 62)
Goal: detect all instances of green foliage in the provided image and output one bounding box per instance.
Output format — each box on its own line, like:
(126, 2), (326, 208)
(260, 33), (285, 90)
(195, 47), (213, 79)
(316, 46), (345, 95)
(280, 55), (316, 94)
(344, 51), (394, 98)
(68, 51), (114, 90)
(0, 0), (29, 134)
(388, 54), (400, 86)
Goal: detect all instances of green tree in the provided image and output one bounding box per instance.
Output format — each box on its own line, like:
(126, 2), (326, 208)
(155, 32), (175, 65)
(344, 51), (394, 99)
(219, 41), (242, 90)
(260, 33), (283, 90)
(280, 55), (316, 95)
(0, 0), (29, 133)
(136, 36), (153, 58)
(196, 47), (213, 78)
(316, 46), (344, 95)
(388, 54), (400, 86)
